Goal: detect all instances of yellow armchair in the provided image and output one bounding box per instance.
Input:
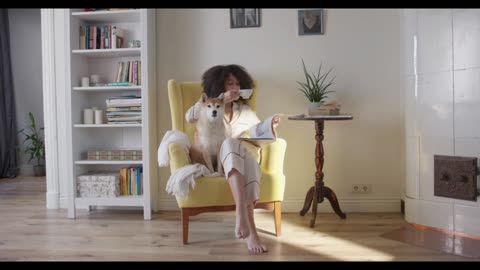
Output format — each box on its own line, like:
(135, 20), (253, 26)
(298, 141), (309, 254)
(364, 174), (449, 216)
(167, 79), (286, 244)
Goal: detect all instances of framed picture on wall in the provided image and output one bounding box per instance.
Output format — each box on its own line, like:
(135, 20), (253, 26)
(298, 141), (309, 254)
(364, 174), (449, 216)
(230, 9), (261, 28)
(298, 9), (324, 35)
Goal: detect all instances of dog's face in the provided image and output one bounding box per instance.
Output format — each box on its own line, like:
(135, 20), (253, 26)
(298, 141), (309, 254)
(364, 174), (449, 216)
(200, 93), (225, 123)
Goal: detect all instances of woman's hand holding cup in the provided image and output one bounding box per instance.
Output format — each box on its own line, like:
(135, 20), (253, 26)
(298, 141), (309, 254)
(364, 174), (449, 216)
(223, 89), (240, 103)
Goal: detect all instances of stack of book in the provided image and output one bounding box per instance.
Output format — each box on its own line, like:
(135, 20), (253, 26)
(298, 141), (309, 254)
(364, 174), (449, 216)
(105, 95), (142, 124)
(119, 166), (143, 195)
(79, 24), (124, 50)
(308, 101), (341, 116)
(111, 61), (141, 86)
(87, 149), (142, 161)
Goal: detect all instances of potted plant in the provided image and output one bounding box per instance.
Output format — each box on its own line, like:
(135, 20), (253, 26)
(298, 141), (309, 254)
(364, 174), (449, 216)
(296, 59), (336, 109)
(19, 112), (46, 177)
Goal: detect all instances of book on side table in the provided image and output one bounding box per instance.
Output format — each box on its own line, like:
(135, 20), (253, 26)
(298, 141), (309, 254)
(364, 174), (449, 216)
(308, 101), (341, 116)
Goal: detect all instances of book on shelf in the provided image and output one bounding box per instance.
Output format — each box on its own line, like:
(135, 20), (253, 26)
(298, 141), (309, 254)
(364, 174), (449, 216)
(111, 25), (124, 49)
(79, 24), (128, 50)
(238, 114), (284, 147)
(87, 155), (142, 161)
(105, 94), (142, 123)
(119, 166), (143, 196)
(107, 115), (142, 122)
(88, 149), (142, 156)
(107, 82), (131, 86)
(106, 95), (142, 107)
(112, 61), (141, 86)
(106, 106), (141, 112)
(87, 149), (143, 161)
(106, 111), (141, 116)
(107, 121), (142, 125)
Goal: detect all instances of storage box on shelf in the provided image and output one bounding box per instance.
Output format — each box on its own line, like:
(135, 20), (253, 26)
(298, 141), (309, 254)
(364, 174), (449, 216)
(77, 172), (120, 198)
(65, 9), (156, 220)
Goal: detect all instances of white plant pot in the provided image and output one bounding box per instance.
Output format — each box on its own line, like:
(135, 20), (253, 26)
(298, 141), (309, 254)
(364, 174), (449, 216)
(309, 102), (322, 110)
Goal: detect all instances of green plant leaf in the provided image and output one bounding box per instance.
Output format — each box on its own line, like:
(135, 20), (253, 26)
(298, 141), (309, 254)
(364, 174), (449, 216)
(297, 59), (336, 103)
(19, 112), (45, 165)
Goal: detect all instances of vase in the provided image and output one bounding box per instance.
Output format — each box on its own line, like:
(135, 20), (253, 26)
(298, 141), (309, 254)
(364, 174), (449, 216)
(33, 165), (46, 177)
(309, 101), (322, 110)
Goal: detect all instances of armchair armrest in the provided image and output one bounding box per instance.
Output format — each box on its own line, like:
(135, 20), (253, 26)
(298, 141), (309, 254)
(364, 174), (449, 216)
(260, 138), (286, 174)
(168, 142), (191, 173)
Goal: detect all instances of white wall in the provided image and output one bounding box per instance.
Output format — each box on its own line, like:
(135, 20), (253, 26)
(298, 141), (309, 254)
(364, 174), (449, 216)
(403, 9), (480, 237)
(8, 9), (43, 175)
(156, 9), (403, 212)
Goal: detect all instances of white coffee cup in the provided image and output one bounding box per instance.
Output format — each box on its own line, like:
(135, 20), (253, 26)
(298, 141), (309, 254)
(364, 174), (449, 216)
(239, 89), (253, 99)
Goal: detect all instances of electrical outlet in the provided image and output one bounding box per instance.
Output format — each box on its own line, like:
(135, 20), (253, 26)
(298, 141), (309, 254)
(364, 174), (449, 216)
(352, 184), (372, 194)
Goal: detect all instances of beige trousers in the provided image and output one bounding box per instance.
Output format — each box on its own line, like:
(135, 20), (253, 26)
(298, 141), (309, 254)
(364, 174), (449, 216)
(219, 138), (261, 204)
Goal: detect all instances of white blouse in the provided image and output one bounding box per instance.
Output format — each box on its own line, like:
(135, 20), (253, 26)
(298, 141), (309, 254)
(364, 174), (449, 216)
(185, 100), (260, 138)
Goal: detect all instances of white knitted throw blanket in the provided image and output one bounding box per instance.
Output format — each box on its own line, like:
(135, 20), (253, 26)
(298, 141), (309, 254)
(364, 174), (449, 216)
(158, 130), (221, 200)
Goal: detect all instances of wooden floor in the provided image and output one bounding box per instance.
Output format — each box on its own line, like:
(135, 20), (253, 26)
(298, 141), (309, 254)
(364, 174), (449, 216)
(0, 176), (478, 261)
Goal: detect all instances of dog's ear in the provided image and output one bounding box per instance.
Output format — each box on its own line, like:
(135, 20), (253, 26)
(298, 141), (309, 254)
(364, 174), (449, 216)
(201, 93), (208, 103)
(218, 93), (224, 102)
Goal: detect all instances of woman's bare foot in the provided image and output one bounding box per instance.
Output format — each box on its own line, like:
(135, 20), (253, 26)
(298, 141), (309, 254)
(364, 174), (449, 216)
(246, 232), (268, 254)
(235, 206), (250, 239)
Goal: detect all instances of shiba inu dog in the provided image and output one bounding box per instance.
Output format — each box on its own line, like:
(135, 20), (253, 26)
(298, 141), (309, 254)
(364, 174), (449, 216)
(190, 93), (230, 173)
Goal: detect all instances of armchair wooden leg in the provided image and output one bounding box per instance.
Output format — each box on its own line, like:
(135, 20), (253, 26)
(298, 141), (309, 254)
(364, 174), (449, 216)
(274, 201), (282, 236)
(181, 208), (190, 244)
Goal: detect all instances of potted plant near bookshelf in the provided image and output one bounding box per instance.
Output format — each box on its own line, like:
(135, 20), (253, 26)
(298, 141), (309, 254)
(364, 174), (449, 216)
(19, 112), (46, 177)
(296, 59), (336, 110)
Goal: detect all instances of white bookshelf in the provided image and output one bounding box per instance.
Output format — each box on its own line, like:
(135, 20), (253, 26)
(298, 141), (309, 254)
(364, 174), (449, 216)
(74, 160), (143, 165)
(75, 196), (143, 207)
(73, 86), (142, 91)
(74, 124), (142, 128)
(72, 48), (141, 57)
(71, 9), (141, 23)
(65, 9), (156, 220)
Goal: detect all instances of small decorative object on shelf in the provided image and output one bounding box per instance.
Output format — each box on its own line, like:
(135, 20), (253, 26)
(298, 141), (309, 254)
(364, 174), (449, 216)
(128, 40), (141, 48)
(83, 108), (94, 124)
(87, 149), (142, 160)
(81, 76), (89, 87)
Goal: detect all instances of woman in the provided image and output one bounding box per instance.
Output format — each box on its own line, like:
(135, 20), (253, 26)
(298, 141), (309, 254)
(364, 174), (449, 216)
(186, 64), (279, 254)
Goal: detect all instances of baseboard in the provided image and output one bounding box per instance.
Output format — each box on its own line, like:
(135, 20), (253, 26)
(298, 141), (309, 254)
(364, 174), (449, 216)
(157, 198), (180, 211)
(281, 198), (401, 213)
(156, 197), (401, 213)
(46, 191), (59, 209)
(59, 196), (143, 211)
(60, 196), (400, 213)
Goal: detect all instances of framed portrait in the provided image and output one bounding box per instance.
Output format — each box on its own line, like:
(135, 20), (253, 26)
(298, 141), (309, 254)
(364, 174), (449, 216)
(230, 8), (261, 28)
(298, 9), (324, 35)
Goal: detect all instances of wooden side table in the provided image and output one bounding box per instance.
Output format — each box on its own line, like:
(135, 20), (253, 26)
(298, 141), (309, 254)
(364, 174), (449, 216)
(288, 113), (353, 227)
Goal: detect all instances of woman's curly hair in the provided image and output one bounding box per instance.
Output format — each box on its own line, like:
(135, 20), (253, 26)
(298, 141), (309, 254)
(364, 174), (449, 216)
(201, 64), (253, 98)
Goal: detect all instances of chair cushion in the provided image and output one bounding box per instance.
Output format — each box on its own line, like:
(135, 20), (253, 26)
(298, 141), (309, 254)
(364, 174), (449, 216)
(176, 172), (285, 208)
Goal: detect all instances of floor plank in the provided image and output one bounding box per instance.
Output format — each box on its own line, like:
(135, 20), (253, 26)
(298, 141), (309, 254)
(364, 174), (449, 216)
(0, 176), (478, 261)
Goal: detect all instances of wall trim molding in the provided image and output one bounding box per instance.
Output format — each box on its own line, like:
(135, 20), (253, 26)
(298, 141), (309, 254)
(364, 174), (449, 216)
(60, 197), (400, 213)
(40, 9), (59, 209)
(156, 197), (401, 213)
